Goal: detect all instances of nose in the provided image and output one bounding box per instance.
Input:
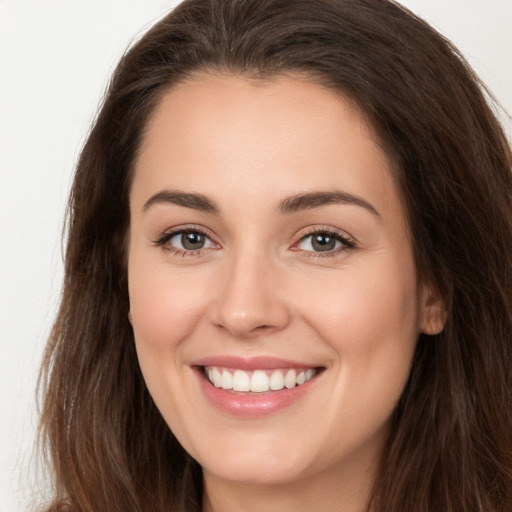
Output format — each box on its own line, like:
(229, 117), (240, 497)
(210, 250), (291, 338)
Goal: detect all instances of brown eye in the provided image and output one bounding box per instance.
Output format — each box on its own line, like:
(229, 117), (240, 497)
(181, 231), (206, 250)
(311, 233), (338, 252)
(296, 231), (354, 254)
(161, 229), (216, 253)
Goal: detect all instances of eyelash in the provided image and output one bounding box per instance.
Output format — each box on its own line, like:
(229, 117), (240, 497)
(153, 225), (356, 258)
(153, 225), (218, 257)
(293, 227), (356, 257)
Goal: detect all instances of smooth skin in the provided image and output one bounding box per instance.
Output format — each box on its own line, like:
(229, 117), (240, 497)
(127, 74), (445, 512)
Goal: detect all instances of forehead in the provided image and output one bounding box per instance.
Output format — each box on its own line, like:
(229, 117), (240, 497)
(131, 74), (403, 223)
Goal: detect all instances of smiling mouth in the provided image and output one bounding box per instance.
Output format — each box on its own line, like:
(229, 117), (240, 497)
(203, 366), (321, 393)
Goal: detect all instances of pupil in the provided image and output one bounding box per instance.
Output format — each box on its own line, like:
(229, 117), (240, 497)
(312, 234), (335, 251)
(182, 232), (205, 250)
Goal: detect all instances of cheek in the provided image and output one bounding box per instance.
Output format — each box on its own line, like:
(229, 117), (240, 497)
(127, 255), (210, 429)
(304, 262), (418, 343)
(127, 255), (211, 354)
(299, 253), (419, 405)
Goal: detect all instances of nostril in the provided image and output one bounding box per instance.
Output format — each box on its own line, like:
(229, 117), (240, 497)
(253, 324), (272, 332)
(214, 321), (274, 336)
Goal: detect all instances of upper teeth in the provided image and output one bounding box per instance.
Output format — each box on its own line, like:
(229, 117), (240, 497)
(205, 367), (317, 393)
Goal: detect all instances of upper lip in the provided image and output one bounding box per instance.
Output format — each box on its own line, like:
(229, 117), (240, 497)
(191, 356), (321, 371)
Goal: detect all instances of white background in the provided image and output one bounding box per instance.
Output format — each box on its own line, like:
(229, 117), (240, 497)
(1, 1), (511, 511)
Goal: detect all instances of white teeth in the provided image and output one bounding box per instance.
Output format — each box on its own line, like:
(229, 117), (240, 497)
(221, 370), (232, 389)
(233, 369), (250, 391)
(284, 369), (297, 389)
(250, 371), (269, 392)
(205, 366), (318, 392)
(211, 367), (222, 387)
(269, 370), (285, 390)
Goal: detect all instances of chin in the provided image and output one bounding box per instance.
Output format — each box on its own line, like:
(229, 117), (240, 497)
(202, 456), (312, 486)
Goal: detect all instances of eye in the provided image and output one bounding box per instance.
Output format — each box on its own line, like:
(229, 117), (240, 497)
(154, 228), (218, 254)
(169, 230), (214, 250)
(295, 230), (355, 255)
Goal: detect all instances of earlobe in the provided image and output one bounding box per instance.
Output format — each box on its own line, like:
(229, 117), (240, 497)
(419, 284), (447, 335)
(128, 310), (133, 325)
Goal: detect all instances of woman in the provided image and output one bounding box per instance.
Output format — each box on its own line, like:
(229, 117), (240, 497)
(38, 0), (512, 511)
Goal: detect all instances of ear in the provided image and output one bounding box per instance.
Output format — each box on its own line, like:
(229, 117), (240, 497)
(128, 310), (133, 325)
(418, 283), (447, 335)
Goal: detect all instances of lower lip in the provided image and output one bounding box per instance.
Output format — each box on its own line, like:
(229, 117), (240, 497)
(195, 368), (320, 417)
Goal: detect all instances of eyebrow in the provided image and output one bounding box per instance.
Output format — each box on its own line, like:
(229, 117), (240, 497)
(142, 189), (380, 218)
(143, 190), (220, 214)
(278, 191), (380, 218)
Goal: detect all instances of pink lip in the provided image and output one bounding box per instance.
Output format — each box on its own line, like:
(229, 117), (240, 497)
(191, 356), (323, 417)
(191, 355), (313, 371)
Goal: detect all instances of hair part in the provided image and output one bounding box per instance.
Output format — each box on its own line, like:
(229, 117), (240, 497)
(39, 1), (512, 511)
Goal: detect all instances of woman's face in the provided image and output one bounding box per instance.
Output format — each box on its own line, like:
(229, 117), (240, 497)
(128, 75), (440, 489)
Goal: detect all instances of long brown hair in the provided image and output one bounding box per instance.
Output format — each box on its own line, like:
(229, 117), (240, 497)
(38, 1), (512, 511)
